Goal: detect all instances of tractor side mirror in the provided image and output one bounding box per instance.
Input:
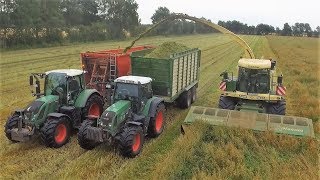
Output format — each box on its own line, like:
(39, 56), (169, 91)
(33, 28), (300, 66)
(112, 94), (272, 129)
(271, 61), (276, 70)
(220, 71), (228, 80)
(29, 75), (33, 85)
(277, 75), (283, 84)
(36, 80), (41, 94)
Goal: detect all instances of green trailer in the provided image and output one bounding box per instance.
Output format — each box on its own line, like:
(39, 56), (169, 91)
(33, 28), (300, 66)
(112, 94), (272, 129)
(130, 48), (201, 108)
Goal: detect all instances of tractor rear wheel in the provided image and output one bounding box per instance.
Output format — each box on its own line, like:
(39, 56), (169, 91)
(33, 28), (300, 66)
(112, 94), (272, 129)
(148, 103), (165, 138)
(41, 117), (70, 148)
(218, 96), (235, 110)
(4, 114), (20, 142)
(178, 89), (192, 109)
(119, 126), (144, 158)
(82, 94), (104, 119)
(191, 86), (197, 103)
(78, 120), (100, 150)
(267, 100), (286, 115)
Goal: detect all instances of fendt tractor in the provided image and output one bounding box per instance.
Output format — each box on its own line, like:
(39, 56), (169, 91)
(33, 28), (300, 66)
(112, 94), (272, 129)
(4, 69), (104, 148)
(78, 48), (201, 157)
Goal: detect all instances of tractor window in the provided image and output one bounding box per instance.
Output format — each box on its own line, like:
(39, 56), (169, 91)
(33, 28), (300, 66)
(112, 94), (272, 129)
(114, 83), (139, 100)
(141, 83), (152, 99)
(44, 73), (67, 96)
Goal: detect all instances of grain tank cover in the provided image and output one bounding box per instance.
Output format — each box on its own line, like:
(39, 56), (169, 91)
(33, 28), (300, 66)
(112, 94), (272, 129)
(114, 76), (152, 84)
(238, 59), (271, 69)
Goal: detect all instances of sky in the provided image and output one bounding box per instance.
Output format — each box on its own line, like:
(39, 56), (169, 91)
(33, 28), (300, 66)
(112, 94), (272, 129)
(135, 0), (319, 29)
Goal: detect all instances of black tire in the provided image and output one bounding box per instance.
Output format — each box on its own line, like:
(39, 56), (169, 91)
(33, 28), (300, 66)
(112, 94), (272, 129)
(41, 117), (70, 148)
(4, 114), (20, 142)
(178, 89), (192, 109)
(119, 126), (144, 158)
(82, 94), (104, 120)
(78, 120), (100, 150)
(218, 96), (235, 110)
(267, 100), (286, 115)
(148, 103), (165, 138)
(191, 86), (197, 103)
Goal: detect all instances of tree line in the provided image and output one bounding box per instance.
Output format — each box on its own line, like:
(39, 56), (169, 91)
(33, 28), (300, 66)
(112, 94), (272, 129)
(0, 0), (319, 49)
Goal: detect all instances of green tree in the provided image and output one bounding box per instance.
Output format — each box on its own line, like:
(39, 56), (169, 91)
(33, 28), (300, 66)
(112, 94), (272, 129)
(151, 6), (171, 35)
(256, 24), (275, 35)
(61, 0), (99, 26)
(281, 23), (292, 36)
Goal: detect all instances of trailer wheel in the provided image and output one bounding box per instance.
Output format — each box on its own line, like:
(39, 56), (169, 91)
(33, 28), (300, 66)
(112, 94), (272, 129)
(82, 94), (104, 119)
(178, 89), (192, 109)
(4, 115), (20, 142)
(148, 103), (165, 138)
(41, 117), (70, 148)
(267, 100), (286, 115)
(119, 126), (144, 158)
(218, 96), (235, 110)
(191, 86), (197, 103)
(78, 120), (100, 150)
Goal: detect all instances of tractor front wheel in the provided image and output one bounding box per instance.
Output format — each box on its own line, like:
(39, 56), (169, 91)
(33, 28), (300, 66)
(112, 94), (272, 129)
(78, 120), (100, 150)
(41, 117), (70, 148)
(82, 94), (104, 119)
(267, 100), (286, 115)
(4, 114), (20, 142)
(148, 103), (165, 138)
(218, 96), (235, 110)
(119, 126), (144, 158)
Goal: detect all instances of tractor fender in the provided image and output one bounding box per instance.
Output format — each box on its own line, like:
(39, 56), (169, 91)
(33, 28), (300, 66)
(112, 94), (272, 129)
(47, 112), (70, 121)
(126, 121), (143, 127)
(74, 89), (101, 108)
(148, 97), (164, 118)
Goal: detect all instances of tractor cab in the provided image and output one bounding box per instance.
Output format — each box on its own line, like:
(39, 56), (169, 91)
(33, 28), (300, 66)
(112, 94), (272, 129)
(113, 76), (153, 113)
(44, 69), (85, 105)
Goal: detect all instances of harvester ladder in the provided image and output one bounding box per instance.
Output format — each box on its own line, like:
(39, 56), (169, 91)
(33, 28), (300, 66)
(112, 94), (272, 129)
(109, 53), (117, 81)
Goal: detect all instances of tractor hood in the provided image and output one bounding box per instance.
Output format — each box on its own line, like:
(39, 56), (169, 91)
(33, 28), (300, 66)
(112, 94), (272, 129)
(23, 95), (59, 126)
(98, 100), (131, 135)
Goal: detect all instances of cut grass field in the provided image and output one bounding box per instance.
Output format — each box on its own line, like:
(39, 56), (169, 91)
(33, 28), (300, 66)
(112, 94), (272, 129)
(0, 34), (319, 179)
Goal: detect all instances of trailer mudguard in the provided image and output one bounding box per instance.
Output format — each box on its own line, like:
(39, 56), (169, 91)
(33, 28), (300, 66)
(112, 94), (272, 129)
(74, 89), (101, 108)
(184, 81), (198, 92)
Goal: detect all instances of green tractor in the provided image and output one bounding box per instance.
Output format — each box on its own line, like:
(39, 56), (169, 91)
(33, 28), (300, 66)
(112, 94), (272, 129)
(4, 69), (104, 148)
(78, 75), (165, 157)
(218, 58), (286, 114)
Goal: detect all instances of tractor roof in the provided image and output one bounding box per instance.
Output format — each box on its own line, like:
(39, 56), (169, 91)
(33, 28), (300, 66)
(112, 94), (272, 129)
(45, 69), (83, 76)
(115, 76), (152, 84)
(238, 58), (271, 69)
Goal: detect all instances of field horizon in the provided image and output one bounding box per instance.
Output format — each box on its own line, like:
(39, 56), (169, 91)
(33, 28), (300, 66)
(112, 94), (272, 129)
(0, 34), (319, 179)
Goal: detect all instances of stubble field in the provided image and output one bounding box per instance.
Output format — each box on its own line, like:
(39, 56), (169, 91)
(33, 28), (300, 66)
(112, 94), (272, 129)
(0, 34), (319, 179)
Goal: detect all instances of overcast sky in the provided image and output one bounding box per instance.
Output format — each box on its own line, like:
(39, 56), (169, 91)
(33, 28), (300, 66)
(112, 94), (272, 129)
(135, 0), (319, 29)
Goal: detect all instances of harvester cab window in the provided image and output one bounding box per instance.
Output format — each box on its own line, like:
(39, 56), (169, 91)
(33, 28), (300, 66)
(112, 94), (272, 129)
(247, 69), (270, 93)
(237, 67), (249, 92)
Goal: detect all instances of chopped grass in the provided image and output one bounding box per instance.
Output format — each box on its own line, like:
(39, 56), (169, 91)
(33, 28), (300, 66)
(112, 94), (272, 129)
(144, 41), (190, 58)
